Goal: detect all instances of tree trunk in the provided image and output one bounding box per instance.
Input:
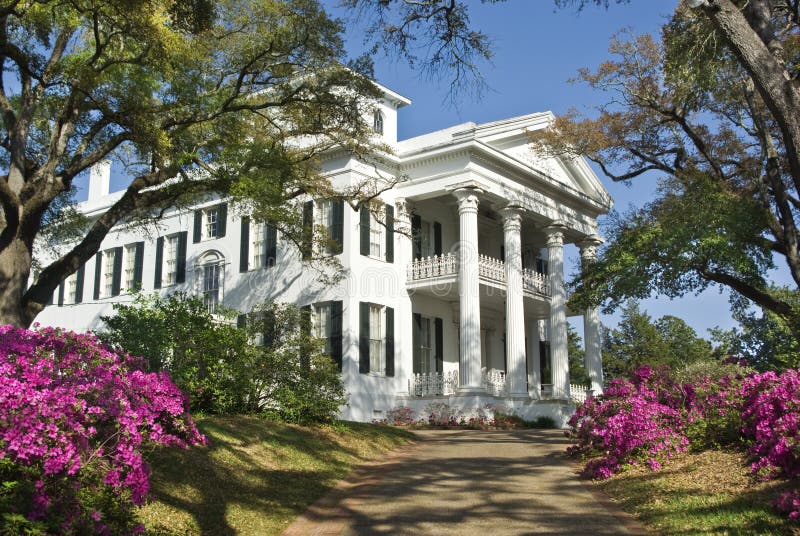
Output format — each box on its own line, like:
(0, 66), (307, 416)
(0, 238), (40, 327)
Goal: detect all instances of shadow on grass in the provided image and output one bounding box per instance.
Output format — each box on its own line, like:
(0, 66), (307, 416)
(140, 416), (414, 535)
(596, 453), (797, 536)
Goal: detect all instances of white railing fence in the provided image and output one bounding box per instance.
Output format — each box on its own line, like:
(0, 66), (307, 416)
(478, 254), (506, 284)
(522, 268), (551, 296)
(482, 368), (507, 396)
(407, 253), (458, 281)
(409, 370), (459, 396)
(570, 384), (589, 404)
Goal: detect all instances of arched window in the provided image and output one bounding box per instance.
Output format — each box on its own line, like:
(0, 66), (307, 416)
(372, 110), (384, 135)
(196, 250), (225, 313)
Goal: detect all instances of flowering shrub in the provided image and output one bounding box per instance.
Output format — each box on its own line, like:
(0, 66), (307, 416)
(384, 406), (416, 425)
(0, 325), (205, 535)
(566, 369), (688, 479)
(741, 369), (800, 481)
(773, 489), (800, 521)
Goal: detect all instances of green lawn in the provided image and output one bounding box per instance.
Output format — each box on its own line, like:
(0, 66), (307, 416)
(137, 416), (415, 535)
(596, 449), (799, 535)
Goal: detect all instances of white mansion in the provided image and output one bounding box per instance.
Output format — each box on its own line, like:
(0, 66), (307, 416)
(36, 84), (612, 424)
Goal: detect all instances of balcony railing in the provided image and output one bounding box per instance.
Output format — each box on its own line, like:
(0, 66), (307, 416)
(409, 370), (458, 396)
(522, 268), (550, 296)
(407, 253), (457, 281)
(408, 253), (551, 296)
(482, 368), (507, 397)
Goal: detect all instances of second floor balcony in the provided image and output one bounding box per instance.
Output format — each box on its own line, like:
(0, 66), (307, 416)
(406, 253), (550, 298)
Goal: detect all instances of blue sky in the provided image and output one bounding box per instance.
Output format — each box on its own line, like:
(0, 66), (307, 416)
(331, 0), (747, 338)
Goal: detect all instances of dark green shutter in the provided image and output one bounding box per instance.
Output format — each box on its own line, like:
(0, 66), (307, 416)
(360, 205), (370, 256)
(154, 237), (164, 289)
(434, 221), (442, 256)
(240, 216), (250, 273)
(265, 224), (277, 267)
(435, 317), (444, 373)
(57, 282), (64, 306)
(133, 242), (144, 289)
(359, 301), (370, 373)
(217, 203), (227, 238)
(330, 300), (343, 371)
(412, 313), (421, 374)
(385, 203), (394, 263)
(74, 264), (85, 304)
(193, 210), (202, 243)
(264, 309), (277, 347)
(301, 201), (313, 260)
(237, 313), (247, 329)
(111, 246), (123, 296)
(385, 306), (394, 377)
(93, 252), (102, 299)
(176, 231), (188, 283)
(411, 214), (422, 259)
(300, 304), (312, 370)
(331, 199), (344, 255)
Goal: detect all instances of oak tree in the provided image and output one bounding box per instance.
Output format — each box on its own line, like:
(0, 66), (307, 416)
(0, 0), (381, 327)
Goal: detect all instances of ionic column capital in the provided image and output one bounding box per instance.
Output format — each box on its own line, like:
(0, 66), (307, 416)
(453, 188), (482, 214)
(395, 198), (412, 222)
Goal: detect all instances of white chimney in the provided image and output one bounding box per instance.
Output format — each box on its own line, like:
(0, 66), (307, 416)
(88, 160), (111, 201)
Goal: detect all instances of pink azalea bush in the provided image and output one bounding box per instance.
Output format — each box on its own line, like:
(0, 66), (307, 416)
(566, 366), (689, 479)
(0, 325), (205, 535)
(567, 361), (800, 521)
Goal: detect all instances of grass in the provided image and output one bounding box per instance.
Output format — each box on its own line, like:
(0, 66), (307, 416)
(137, 416), (415, 535)
(595, 449), (800, 535)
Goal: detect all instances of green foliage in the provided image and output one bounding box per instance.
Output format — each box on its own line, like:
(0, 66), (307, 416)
(101, 293), (251, 413)
(602, 301), (714, 378)
(711, 289), (800, 371)
(567, 324), (591, 388)
(242, 302), (347, 423)
(100, 294), (347, 422)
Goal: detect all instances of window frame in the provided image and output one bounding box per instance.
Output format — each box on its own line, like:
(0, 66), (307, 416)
(368, 303), (385, 375)
(102, 248), (116, 298)
(196, 251), (225, 314)
(372, 110), (384, 135)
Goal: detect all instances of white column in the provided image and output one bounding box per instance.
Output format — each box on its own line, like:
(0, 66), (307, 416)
(501, 206), (527, 397)
(396, 199), (415, 395)
(579, 236), (604, 395)
(527, 318), (541, 399)
(454, 188), (483, 392)
(545, 224), (569, 400)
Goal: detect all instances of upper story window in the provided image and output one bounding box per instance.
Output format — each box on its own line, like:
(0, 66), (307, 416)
(360, 203), (394, 262)
(65, 271), (79, 304)
(193, 203), (227, 243)
(124, 243), (137, 291)
(411, 216), (441, 260)
(164, 234), (179, 285)
(315, 302), (332, 356)
(372, 111), (384, 135)
(302, 199), (343, 259)
(103, 248), (117, 298)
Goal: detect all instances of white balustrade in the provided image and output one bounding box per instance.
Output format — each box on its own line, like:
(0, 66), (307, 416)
(570, 384), (589, 404)
(408, 254), (550, 297)
(481, 368), (507, 397)
(407, 253), (458, 282)
(409, 370), (459, 396)
(522, 267), (551, 296)
(478, 254), (505, 284)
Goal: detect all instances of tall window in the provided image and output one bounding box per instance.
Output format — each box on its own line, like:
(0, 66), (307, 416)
(164, 234), (179, 285)
(372, 110), (383, 134)
(415, 317), (433, 373)
(124, 244), (137, 290)
(370, 212), (383, 258)
(251, 223), (266, 268)
(315, 199), (334, 255)
(369, 304), (384, 374)
(315, 303), (332, 356)
(197, 251), (224, 314)
(65, 272), (78, 303)
(103, 249), (116, 298)
(420, 221), (432, 257)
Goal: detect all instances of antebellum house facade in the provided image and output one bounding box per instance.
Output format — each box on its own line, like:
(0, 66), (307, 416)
(35, 85), (612, 425)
